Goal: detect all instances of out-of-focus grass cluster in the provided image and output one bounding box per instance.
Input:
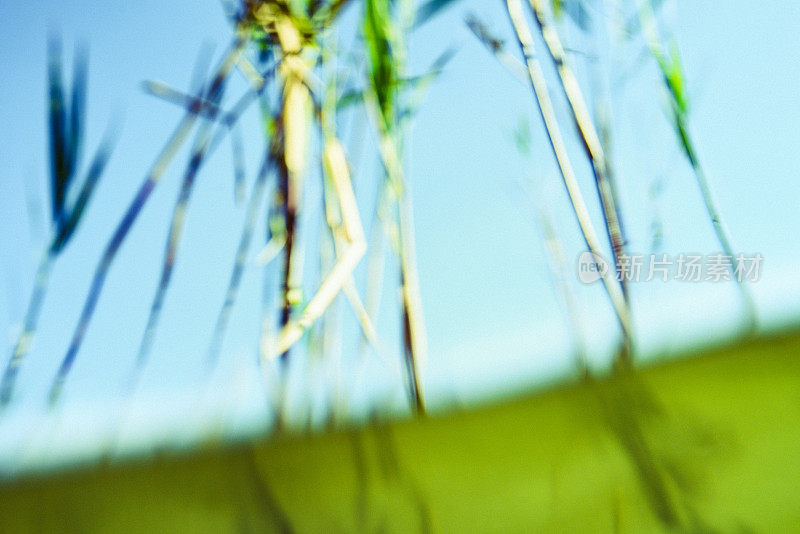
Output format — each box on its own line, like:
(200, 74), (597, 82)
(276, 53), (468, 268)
(0, 1), (787, 531)
(1, 0), (756, 445)
(1, 0), (464, 421)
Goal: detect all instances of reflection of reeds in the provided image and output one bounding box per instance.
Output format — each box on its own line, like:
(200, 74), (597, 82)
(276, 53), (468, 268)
(0, 38), (115, 408)
(594, 368), (711, 530)
(6, 328), (791, 530)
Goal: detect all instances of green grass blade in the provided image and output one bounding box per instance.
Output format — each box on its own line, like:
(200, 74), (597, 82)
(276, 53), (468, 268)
(0, 39), (108, 408)
(363, 0), (398, 132)
(638, 0), (757, 328)
(398, 47), (456, 124)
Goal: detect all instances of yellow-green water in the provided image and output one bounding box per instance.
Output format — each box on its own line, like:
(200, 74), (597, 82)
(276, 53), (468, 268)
(1, 328), (798, 532)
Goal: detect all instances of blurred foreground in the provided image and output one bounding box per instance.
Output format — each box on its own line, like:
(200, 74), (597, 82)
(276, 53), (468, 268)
(1, 326), (798, 532)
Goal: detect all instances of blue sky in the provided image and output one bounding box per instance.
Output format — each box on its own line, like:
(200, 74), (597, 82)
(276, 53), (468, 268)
(0, 0), (799, 468)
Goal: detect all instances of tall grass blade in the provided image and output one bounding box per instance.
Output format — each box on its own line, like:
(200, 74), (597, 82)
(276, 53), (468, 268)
(47, 39), (245, 406)
(131, 51), (278, 386)
(231, 123), (247, 203)
(189, 41), (215, 98)
(142, 80), (227, 120)
(363, 0), (428, 413)
(0, 40), (116, 408)
(527, 0), (628, 289)
(52, 128), (117, 253)
(637, 0), (757, 328)
(503, 0), (632, 346)
(207, 151), (274, 367)
(67, 44), (87, 187)
(0, 252), (54, 407)
(48, 38), (70, 225)
(514, 117), (588, 369)
(134, 91), (229, 377)
(145, 44), (245, 205)
(526, 0), (632, 356)
(465, 15), (529, 80)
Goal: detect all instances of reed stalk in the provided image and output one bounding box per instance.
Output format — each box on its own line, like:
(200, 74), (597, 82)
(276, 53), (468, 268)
(638, 0), (757, 329)
(47, 40), (245, 406)
(504, 0), (632, 347)
(526, 0), (630, 309)
(0, 39), (115, 408)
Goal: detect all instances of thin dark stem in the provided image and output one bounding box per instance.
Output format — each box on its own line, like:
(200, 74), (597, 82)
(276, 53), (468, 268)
(128, 55), (273, 394)
(47, 40), (244, 407)
(207, 152), (274, 367)
(277, 149), (296, 366)
(504, 0), (632, 346)
(526, 0), (631, 308)
(638, 0), (757, 329)
(398, 195), (426, 414)
(134, 118), (222, 377)
(0, 250), (55, 407)
(681, 124), (758, 328)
